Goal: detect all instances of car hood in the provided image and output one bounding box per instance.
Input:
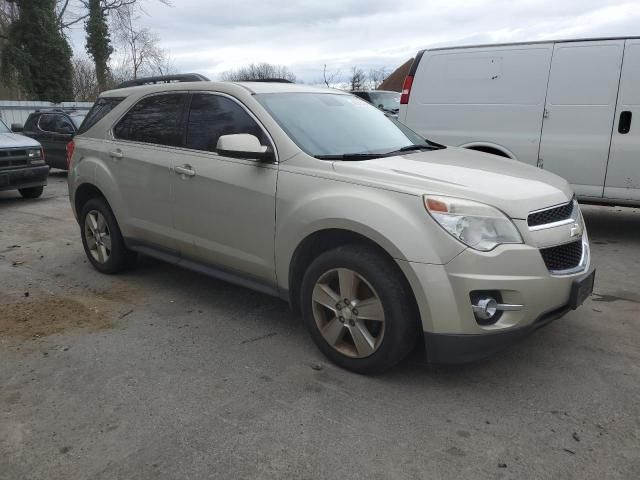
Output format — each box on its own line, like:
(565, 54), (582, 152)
(332, 147), (574, 220)
(0, 132), (41, 149)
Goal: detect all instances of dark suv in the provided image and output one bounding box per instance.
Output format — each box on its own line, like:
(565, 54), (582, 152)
(351, 90), (400, 117)
(17, 109), (86, 170)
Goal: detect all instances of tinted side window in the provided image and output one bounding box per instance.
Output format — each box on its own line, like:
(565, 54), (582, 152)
(24, 114), (38, 131)
(78, 97), (124, 135)
(38, 114), (57, 132)
(185, 94), (268, 152)
(114, 94), (185, 146)
(54, 115), (75, 133)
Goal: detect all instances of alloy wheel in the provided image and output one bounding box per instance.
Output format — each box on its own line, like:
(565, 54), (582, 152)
(311, 268), (385, 358)
(84, 210), (111, 264)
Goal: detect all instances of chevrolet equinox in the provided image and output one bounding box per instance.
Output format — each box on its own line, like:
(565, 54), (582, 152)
(68, 79), (595, 373)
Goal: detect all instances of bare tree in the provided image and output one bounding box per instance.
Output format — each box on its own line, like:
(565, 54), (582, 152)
(71, 55), (100, 100)
(321, 64), (340, 88)
(368, 66), (388, 90)
(111, 3), (173, 80)
(347, 66), (366, 91)
(56, 0), (171, 30)
(220, 63), (296, 82)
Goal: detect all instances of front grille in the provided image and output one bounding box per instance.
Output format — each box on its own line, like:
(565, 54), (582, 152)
(0, 149), (28, 169)
(528, 201), (574, 227)
(540, 241), (583, 272)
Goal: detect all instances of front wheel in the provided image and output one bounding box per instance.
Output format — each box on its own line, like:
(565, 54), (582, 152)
(301, 245), (418, 374)
(18, 186), (44, 198)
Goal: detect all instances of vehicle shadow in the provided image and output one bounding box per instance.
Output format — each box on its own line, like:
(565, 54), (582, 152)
(581, 203), (640, 245)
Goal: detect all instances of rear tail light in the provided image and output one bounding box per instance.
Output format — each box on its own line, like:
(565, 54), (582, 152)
(400, 75), (414, 104)
(66, 140), (75, 169)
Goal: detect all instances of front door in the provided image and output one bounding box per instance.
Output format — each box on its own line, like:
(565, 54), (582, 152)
(171, 92), (278, 285)
(604, 39), (640, 201)
(538, 40), (624, 197)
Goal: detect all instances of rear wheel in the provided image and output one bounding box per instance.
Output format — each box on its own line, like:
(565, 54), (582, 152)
(301, 244), (418, 374)
(79, 197), (136, 274)
(18, 186), (44, 198)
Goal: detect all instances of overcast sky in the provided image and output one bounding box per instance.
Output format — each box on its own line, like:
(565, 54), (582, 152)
(68, 0), (640, 84)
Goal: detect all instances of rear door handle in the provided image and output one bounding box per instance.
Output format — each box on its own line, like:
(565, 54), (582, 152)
(109, 150), (124, 159)
(618, 111), (632, 134)
(174, 164), (196, 177)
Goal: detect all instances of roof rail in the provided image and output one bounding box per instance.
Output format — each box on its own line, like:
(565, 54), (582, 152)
(34, 107), (81, 114)
(115, 73), (210, 89)
(242, 78), (294, 83)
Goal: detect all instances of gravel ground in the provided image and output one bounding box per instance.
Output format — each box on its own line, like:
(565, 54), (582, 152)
(1, 171), (639, 480)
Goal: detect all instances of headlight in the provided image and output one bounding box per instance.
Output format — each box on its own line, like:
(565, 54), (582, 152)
(27, 148), (45, 165)
(424, 195), (522, 251)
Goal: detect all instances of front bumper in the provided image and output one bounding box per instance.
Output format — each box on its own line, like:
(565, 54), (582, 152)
(397, 234), (593, 363)
(0, 165), (49, 191)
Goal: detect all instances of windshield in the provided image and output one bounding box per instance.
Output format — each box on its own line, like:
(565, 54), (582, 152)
(0, 119), (10, 133)
(256, 93), (425, 157)
(367, 92), (400, 112)
(70, 115), (86, 128)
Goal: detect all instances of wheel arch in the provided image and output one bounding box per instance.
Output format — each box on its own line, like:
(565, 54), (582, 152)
(74, 183), (107, 220)
(287, 228), (420, 330)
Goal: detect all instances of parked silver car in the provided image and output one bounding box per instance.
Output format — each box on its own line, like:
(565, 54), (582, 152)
(67, 78), (594, 373)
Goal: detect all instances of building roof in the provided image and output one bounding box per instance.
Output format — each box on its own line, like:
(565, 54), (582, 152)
(378, 59), (413, 92)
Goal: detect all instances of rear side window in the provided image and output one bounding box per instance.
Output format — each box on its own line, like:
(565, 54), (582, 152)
(37, 114), (57, 132)
(113, 94), (186, 147)
(185, 93), (268, 152)
(78, 97), (124, 134)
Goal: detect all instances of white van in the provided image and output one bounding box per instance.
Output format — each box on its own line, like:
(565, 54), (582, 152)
(399, 37), (640, 204)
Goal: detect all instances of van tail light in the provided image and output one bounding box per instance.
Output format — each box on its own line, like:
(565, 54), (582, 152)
(400, 75), (414, 104)
(66, 140), (75, 169)
(41, 147), (45, 162)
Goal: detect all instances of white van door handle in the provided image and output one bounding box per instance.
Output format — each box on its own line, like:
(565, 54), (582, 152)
(174, 164), (196, 177)
(109, 150), (124, 159)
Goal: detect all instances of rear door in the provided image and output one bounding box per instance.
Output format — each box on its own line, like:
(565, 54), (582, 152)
(538, 40), (624, 197)
(604, 39), (640, 201)
(170, 92), (278, 285)
(110, 92), (189, 252)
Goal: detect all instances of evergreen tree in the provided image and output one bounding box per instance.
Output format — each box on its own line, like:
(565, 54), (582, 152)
(1, 0), (73, 102)
(85, 0), (112, 92)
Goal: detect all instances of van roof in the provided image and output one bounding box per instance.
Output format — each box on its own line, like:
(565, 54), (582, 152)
(426, 36), (640, 53)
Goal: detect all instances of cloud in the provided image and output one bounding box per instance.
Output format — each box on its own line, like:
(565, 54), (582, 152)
(67, 0), (640, 84)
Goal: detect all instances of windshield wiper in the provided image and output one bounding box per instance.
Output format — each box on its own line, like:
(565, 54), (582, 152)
(315, 153), (386, 160)
(385, 143), (445, 155)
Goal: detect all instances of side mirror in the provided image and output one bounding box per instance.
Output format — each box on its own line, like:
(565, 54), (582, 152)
(216, 134), (274, 162)
(11, 123), (24, 133)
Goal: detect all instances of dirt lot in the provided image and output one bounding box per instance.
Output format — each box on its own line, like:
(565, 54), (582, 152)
(1, 172), (640, 479)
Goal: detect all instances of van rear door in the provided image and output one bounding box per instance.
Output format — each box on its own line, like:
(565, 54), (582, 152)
(537, 39), (624, 198)
(604, 39), (640, 201)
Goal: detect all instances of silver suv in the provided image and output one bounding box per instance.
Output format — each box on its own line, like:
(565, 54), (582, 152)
(68, 79), (595, 373)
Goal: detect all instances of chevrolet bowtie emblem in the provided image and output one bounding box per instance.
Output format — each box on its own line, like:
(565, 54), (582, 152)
(570, 223), (583, 238)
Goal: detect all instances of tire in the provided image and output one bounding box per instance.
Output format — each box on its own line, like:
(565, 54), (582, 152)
(18, 186), (44, 199)
(300, 244), (418, 374)
(79, 197), (136, 274)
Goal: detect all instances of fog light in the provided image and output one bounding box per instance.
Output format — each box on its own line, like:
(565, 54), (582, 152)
(473, 297), (498, 321)
(470, 291), (524, 325)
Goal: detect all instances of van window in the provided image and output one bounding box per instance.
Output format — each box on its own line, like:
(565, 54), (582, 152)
(185, 94), (268, 152)
(114, 94), (186, 147)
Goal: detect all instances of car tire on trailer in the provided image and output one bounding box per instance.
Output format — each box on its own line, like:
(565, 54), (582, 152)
(301, 244), (418, 374)
(79, 197), (137, 274)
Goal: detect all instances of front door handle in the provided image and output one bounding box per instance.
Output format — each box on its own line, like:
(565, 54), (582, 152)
(618, 111), (632, 134)
(109, 150), (124, 159)
(174, 164), (196, 177)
